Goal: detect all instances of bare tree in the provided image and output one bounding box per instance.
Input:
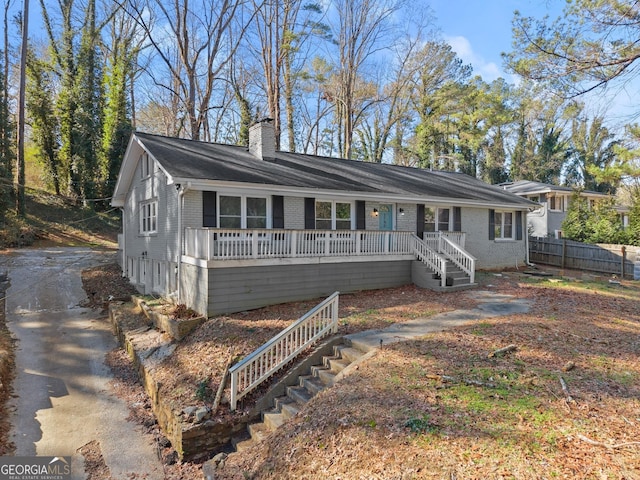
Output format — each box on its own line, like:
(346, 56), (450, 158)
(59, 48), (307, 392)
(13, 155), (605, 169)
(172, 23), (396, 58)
(330, 0), (402, 159)
(250, 0), (327, 151)
(127, 0), (256, 140)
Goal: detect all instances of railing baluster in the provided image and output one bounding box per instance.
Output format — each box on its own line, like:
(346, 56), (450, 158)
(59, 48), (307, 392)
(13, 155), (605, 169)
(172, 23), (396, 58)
(228, 292), (340, 410)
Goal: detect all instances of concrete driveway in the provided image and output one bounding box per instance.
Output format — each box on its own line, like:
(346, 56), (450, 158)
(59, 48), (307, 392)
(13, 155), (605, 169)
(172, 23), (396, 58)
(2, 248), (164, 479)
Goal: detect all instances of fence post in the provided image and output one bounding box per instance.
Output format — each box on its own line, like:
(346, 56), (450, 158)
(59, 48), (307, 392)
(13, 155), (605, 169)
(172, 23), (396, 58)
(622, 246), (626, 278)
(561, 239), (567, 269)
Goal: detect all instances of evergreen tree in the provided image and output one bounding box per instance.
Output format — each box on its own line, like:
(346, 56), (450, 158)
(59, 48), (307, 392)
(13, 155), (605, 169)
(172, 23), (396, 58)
(0, 52), (13, 222)
(74, 0), (103, 203)
(100, 8), (138, 206)
(562, 191), (592, 242)
(26, 49), (60, 195)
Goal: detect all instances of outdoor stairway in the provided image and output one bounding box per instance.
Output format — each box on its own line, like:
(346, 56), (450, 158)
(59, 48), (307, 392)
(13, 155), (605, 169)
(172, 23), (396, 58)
(231, 342), (366, 452)
(412, 259), (476, 292)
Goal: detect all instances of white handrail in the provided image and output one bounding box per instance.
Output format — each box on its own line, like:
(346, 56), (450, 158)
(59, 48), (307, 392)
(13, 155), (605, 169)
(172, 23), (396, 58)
(439, 235), (476, 283)
(229, 291), (340, 411)
(412, 235), (448, 287)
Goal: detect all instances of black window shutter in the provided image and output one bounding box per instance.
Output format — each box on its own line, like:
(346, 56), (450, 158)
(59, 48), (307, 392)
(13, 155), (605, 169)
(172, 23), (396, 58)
(516, 211), (523, 240)
(488, 209), (495, 240)
(272, 195), (284, 228)
(416, 204), (425, 238)
(356, 201), (366, 230)
(453, 206), (462, 232)
(203, 191), (217, 227)
(304, 197), (315, 229)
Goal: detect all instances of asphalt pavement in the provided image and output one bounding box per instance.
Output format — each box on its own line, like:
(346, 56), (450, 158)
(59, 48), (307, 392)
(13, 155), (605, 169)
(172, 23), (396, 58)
(2, 248), (164, 479)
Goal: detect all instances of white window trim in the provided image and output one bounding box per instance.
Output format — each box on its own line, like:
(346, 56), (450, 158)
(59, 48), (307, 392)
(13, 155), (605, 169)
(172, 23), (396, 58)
(548, 195), (564, 212)
(315, 200), (354, 230)
(140, 199), (158, 235)
(425, 206), (451, 232)
(494, 210), (515, 241)
(218, 194), (270, 229)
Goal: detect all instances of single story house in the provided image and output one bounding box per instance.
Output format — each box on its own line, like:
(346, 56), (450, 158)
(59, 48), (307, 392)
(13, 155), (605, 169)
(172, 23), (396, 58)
(112, 120), (537, 316)
(501, 180), (629, 238)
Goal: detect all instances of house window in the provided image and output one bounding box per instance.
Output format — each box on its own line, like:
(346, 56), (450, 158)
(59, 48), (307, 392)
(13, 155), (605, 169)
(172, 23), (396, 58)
(424, 207), (450, 232)
(246, 197), (267, 228)
(140, 152), (154, 178)
(140, 200), (157, 234)
(315, 200), (353, 230)
(549, 195), (564, 211)
(219, 195), (267, 228)
(494, 211), (514, 240)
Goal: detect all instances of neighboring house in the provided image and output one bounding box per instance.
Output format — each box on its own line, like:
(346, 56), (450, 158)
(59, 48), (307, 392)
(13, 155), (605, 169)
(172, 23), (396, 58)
(502, 180), (629, 238)
(112, 120), (537, 316)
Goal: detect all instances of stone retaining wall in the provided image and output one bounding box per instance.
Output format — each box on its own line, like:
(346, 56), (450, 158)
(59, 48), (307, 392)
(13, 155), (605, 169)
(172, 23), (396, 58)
(109, 304), (248, 460)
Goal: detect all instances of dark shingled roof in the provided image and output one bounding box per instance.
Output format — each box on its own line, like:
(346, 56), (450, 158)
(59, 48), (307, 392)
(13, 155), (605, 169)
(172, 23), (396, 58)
(135, 132), (535, 207)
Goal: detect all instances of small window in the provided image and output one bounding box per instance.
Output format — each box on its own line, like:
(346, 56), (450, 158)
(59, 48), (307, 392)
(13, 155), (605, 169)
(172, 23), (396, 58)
(335, 202), (352, 230)
(494, 211), (514, 240)
(219, 196), (242, 228)
(438, 208), (450, 231)
(140, 152), (154, 178)
(246, 197), (267, 228)
(140, 200), (157, 234)
(316, 201), (332, 230)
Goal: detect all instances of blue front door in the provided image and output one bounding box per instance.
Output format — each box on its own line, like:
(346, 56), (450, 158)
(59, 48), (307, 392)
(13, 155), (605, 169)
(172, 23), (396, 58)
(378, 204), (393, 231)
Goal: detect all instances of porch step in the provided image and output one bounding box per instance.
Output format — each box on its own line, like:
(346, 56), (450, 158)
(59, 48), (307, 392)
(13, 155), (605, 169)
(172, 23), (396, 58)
(229, 341), (366, 452)
(411, 260), (476, 292)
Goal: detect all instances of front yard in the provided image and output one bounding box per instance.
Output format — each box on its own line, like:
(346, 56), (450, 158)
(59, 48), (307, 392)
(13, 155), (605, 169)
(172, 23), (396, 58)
(83, 265), (640, 479)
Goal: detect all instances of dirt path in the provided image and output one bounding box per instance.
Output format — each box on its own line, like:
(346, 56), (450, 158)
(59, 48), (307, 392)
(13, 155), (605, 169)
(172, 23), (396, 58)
(3, 248), (164, 479)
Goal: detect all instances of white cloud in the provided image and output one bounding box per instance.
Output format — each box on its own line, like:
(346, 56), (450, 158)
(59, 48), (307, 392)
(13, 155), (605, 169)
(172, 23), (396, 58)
(444, 35), (503, 82)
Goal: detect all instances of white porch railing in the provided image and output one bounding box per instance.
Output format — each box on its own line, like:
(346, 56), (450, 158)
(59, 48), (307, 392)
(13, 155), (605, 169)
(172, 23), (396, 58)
(229, 292), (340, 411)
(440, 235), (476, 283)
(184, 228), (414, 261)
(422, 232), (475, 283)
(413, 235), (448, 287)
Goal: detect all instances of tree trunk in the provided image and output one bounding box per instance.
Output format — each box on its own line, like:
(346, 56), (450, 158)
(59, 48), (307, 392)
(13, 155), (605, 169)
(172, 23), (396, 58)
(16, 0), (29, 216)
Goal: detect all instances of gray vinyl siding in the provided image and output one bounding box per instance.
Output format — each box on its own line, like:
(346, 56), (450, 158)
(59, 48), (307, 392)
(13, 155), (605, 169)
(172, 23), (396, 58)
(122, 155), (180, 294)
(202, 260), (412, 316)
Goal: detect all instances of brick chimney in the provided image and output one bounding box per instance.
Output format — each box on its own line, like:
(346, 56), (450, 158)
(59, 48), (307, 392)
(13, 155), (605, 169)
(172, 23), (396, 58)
(248, 118), (276, 160)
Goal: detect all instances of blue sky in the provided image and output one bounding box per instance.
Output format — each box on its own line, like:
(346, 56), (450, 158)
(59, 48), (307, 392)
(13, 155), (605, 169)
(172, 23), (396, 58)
(430, 0), (565, 83)
(430, 0), (638, 125)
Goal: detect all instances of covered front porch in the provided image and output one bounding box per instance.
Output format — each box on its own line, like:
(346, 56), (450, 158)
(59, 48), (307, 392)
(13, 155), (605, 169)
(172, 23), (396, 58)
(182, 227), (474, 286)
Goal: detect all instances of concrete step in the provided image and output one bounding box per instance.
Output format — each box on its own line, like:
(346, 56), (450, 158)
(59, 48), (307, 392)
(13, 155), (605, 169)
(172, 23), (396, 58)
(316, 367), (337, 386)
(301, 375), (326, 395)
(286, 385), (314, 404)
(248, 422), (270, 442)
(326, 356), (350, 373)
(230, 341), (367, 454)
(262, 410), (286, 431)
(336, 346), (364, 363)
(279, 400), (301, 419)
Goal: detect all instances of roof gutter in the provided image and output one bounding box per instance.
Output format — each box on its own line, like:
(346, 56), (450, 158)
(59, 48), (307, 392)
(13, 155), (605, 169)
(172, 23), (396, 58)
(168, 178), (536, 211)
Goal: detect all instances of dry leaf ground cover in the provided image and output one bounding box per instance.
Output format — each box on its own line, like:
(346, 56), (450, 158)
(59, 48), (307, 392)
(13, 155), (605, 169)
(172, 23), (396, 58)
(214, 272), (640, 479)
(112, 280), (475, 416)
(82, 264), (640, 478)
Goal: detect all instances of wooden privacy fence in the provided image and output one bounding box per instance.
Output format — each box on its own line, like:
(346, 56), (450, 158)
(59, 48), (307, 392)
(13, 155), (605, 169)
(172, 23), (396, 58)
(529, 237), (637, 278)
